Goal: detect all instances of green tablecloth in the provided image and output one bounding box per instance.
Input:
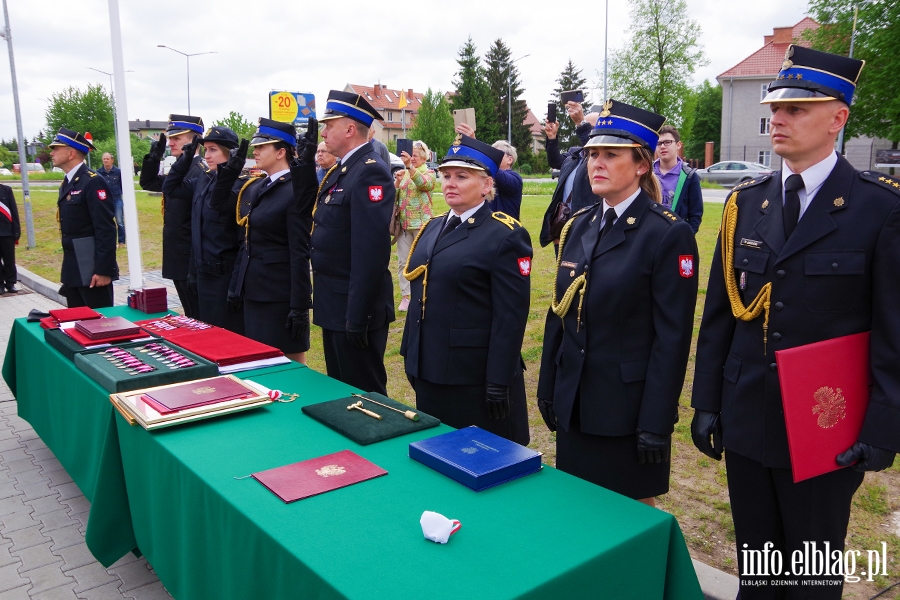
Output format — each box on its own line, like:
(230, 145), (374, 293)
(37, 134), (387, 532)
(4, 307), (702, 598)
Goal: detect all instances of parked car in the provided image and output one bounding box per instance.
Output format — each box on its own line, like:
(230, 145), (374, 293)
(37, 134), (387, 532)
(51, 167), (63, 173)
(12, 162), (45, 174)
(0, 168), (11, 176)
(696, 161), (773, 186)
(426, 161), (440, 177)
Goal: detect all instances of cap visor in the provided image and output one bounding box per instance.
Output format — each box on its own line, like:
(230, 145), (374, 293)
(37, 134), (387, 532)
(166, 129), (193, 137)
(584, 135), (643, 148)
(761, 87), (838, 103)
(318, 113), (345, 122)
(438, 160), (488, 173)
(249, 137), (280, 147)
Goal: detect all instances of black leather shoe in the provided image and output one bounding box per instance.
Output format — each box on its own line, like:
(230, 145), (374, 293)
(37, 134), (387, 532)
(5, 285), (18, 293)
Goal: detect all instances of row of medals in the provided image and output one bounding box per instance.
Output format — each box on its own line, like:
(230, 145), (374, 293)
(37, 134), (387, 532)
(100, 343), (197, 376)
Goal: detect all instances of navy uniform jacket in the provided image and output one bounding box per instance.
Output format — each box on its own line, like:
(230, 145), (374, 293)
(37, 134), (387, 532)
(140, 153), (205, 280)
(219, 164), (314, 308)
(692, 156), (900, 467)
(540, 124), (598, 247)
(537, 193), (698, 436)
(0, 185), (21, 239)
(57, 164), (118, 286)
(400, 205), (532, 386)
(163, 160), (239, 276)
(310, 141), (395, 331)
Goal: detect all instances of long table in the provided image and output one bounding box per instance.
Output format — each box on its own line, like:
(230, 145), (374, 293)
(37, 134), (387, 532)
(4, 307), (703, 599)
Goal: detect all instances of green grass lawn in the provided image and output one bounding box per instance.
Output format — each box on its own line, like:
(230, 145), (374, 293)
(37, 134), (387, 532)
(14, 187), (898, 593)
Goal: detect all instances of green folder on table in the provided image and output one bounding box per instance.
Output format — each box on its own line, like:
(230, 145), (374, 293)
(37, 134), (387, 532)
(302, 393), (440, 445)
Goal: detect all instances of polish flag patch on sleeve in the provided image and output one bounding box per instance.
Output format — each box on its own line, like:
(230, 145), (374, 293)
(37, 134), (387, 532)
(97, 190), (107, 200)
(368, 186), (383, 202)
(518, 257), (531, 276)
(679, 255), (694, 278)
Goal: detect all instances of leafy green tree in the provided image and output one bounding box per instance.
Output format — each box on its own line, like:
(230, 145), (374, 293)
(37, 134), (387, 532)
(805, 0), (900, 149)
(408, 89), (456, 158)
(0, 146), (10, 167)
(682, 80), (721, 163)
(450, 36), (497, 144)
(92, 134), (151, 169)
(553, 60), (590, 147)
(484, 39), (530, 153)
(44, 84), (115, 143)
(608, 0), (707, 129)
(212, 111), (256, 142)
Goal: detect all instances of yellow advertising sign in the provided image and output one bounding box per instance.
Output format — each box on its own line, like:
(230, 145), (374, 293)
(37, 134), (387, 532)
(269, 91), (316, 126)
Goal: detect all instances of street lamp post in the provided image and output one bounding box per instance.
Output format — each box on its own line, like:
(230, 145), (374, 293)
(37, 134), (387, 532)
(156, 45), (216, 114)
(503, 54), (530, 144)
(86, 67), (133, 145)
(0, 0), (35, 248)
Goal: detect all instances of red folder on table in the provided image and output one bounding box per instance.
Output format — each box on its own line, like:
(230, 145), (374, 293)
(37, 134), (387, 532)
(49, 307), (102, 322)
(252, 450), (387, 503)
(143, 376), (256, 412)
(775, 332), (870, 483)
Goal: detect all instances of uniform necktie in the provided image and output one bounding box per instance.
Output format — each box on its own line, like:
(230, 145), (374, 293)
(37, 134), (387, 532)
(437, 215), (461, 242)
(599, 208), (616, 239)
(783, 174), (804, 239)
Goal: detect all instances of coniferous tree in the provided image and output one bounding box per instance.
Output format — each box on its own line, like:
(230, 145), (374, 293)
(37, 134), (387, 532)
(484, 39), (530, 155)
(552, 59), (590, 147)
(450, 37), (496, 144)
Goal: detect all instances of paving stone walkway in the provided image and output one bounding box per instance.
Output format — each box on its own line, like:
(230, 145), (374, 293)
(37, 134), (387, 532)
(0, 289), (171, 599)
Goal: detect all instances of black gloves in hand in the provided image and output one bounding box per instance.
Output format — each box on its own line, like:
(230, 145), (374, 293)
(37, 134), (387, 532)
(227, 139), (250, 171)
(180, 135), (200, 160)
(346, 320), (368, 349)
(637, 429), (671, 464)
(484, 383), (510, 420)
(537, 397), (557, 432)
(285, 309), (309, 341)
(226, 293), (243, 312)
(836, 442), (896, 472)
(295, 118), (318, 165)
(691, 410), (723, 461)
(148, 133), (167, 161)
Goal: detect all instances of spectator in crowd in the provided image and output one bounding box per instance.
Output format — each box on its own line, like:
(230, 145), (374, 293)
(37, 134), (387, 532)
(455, 123), (524, 221)
(652, 125), (703, 233)
(394, 140), (436, 312)
(691, 46), (897, 596)
(96, 152), (126, 246)
(0, 183), (21, 293)
(541, 101), (600, 249)
(401, 135), (532, 445)
(537, 101), (698, 506)
(315, 141), (336, 184)
(367, 120), (391, 167)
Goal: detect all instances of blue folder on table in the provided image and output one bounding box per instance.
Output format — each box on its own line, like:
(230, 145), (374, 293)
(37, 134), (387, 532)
(409, 426), (541, 491)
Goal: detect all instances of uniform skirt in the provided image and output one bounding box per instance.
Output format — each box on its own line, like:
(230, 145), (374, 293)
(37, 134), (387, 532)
(556, 420), (670, 500)
(413, 370), (529, 446)
(243, 298), (309, 354)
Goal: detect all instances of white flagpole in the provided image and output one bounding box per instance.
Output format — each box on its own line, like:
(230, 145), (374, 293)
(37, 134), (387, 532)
(107, 0), (143, 290)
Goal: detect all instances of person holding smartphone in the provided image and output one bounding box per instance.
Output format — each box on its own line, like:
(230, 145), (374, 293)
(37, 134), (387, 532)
(537, 101), (698, 505)
(394, 140), (436, 313)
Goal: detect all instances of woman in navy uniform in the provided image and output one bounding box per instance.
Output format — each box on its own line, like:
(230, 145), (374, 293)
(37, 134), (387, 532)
(401, 136), (532, 445)
(537, 101), (698, 503)
(140, 114), (205, 317)
(212, 118), (316, 363)
(162, 126), (243, 332)
(48, 128), (119, 309)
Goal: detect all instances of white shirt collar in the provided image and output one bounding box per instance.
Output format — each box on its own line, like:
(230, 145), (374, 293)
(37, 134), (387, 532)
(450, 201), (485, 222)
(782, 151), (838, 217)
(340, 141), (368, 165)
(602, 187), (642, 222)
(65, 162), (84, 183)
(266, 168), (290, 184)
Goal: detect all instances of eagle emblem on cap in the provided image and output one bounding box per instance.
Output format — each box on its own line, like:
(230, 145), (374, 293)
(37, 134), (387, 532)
(782, 46), (794, 71)
(599, 99), (613, 118)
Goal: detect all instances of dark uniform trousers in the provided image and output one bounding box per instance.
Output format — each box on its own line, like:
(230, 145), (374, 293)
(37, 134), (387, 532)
(0, 185), (21, 289)
(401, 205), (533, 445)
(57, 165), (118, 309)
(692, 156), (900, 598)
(162, 161), (243, 333)
(141, 153), (204, 317)
(309, 142), (395, 394)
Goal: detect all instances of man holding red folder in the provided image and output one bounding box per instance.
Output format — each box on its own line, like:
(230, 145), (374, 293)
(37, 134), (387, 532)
(690, 46), (899, 597)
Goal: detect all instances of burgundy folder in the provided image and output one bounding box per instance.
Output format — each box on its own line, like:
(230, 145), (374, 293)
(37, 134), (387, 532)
(252, 450), (387, 503)
(143, 376), (256, 412)
(75, 317), (141, 340)
(776, 332), (870, 483)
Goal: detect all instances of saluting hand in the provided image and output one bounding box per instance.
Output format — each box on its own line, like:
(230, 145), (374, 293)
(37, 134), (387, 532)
(295, 118), (318, 165)
(180, 135), (200, 159)
(227, 139), (249, 171)
(484, 383), (510, 420)
(148, 133), (167, 161)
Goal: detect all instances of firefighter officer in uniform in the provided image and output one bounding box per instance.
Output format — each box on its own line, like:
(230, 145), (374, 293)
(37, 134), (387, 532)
(691, 46), (899, 596)
(311, 90), (395, 395)
(48, 128), (118, 308)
